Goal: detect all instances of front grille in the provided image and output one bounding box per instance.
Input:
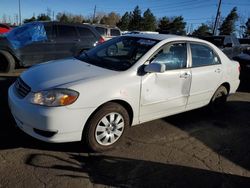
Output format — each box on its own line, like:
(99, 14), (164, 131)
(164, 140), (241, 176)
(14, 77), (31, 98)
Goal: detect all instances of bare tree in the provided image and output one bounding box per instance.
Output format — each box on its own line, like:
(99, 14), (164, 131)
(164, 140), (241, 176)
(2, 14), (7, 23)
(100, 12), (120, 26)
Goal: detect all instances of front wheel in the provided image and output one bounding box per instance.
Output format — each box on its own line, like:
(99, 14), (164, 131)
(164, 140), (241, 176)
(83, 102), (130, 152)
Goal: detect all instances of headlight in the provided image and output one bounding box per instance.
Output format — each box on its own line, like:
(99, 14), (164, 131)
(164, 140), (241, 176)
(30, 89), (79, 107)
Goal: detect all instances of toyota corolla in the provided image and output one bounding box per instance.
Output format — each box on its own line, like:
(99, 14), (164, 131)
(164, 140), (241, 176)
(8, 34), (240, 152)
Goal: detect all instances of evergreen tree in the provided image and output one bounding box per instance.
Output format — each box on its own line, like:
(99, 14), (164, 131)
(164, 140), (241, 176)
(117, 12), (131, 31)
(192, 24), (211, 36)
(219, 7), (238, 35)
(58, 13), (69, 23)
(23, 16), (36, 23)
(158, 16), (171, 34)
(170, 16), (186, 35)
(158, 16), (186, 35)
(142, 8), (157, 31)
(244, 18), (250, 37)
(37, 14), (51, 21)
(128, 6), (143, 31)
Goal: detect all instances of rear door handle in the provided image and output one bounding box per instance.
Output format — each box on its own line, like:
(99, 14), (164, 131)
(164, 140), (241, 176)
(180, 72), (191, 79)
(215, 68), (221, 73)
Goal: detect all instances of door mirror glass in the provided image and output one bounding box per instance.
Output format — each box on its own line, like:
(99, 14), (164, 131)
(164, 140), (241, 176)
(144, 63), (166, 73)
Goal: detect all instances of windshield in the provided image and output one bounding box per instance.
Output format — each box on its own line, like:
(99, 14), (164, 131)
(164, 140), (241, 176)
(5, 22), (47, 49)
(77, 36), (159, 71)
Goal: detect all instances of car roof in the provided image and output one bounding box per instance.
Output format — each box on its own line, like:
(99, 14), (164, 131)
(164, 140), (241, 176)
(124, 33), (204, 42)
(86, 23), (121, 30)
(27, 21), (96, 29)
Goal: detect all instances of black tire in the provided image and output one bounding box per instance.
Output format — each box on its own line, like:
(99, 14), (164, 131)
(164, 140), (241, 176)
(209, 85), (228, 112)
(83, 102), (130, 152)
(0, 50), (15, 73)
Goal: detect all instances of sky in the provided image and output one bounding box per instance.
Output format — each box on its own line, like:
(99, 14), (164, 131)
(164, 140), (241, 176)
(0, 0), (250, 31)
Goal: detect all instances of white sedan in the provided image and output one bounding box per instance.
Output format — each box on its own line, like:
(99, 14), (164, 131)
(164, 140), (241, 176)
(8, 34), (240, 152)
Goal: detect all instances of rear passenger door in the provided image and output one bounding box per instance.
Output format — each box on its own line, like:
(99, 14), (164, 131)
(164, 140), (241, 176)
(187, 43), (223, 109)
(53, 24), (80, 59)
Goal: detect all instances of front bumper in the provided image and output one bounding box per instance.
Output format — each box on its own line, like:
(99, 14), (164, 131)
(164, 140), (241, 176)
(8, 84), (95, 143)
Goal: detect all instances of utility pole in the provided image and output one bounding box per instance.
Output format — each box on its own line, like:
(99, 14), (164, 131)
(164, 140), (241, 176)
(213, 0), (222, 35)
(92, 5), (96, 23)
(18, 0), (22, 25)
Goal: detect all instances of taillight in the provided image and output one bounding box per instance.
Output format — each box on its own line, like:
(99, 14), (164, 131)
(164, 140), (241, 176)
(97, 37), (105, 45)
(238, 64), (241, 72)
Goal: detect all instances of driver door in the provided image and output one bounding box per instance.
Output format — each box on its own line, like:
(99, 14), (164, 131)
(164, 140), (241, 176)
(139, 42), (192, 123)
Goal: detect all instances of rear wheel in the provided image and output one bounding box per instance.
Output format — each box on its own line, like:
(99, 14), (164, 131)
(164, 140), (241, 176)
(0, 50), (15, 73)
(209, 85), (228, 112)
(83, 102), (129, 152)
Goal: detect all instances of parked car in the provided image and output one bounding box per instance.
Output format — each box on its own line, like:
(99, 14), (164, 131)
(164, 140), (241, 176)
(123, 31), (159, 35)
(89, 24), (121, 40)
(199, 35), (242, 59)
(0, 23), (11, 34)
(8, 34), (240, 152)
(233, 53), (250, 80)
(0, 21), (104, 73)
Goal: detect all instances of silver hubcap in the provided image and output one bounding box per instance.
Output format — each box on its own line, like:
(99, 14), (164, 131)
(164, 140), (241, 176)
(95, 112), (125, 146)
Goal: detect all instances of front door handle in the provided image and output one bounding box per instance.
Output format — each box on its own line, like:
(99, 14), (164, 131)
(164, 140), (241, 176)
(180, 72), (191, 79)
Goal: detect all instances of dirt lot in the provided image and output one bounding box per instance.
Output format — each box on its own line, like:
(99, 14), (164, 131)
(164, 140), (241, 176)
(1, 70), (250, 188)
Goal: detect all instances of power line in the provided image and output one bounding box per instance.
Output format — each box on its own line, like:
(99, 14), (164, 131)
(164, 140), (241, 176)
(97, 2), (216, 14)
(98, 0), (212, 12)
(222, 3), (250, 6)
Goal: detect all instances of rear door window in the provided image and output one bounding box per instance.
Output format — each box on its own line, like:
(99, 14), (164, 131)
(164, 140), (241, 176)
(56, 25), (78, 39)
(95, 26), (108, 36)
(77, 27), (96, 39)
(110, 29), (121, 36)
(190, 43), (220, 67)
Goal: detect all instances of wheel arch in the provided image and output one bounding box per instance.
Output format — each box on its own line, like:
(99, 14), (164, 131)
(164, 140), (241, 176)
(221, 82), (230, 94)
(84, 99), (134, 130)
(0, 49), (19, 67)
(81, 99), (134, 145)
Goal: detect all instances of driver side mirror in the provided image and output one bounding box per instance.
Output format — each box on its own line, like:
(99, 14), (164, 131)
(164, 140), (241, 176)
(144, 63), (166, 73)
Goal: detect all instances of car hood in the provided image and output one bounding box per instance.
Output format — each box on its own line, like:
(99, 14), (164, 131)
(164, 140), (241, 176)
(21, 58), (114, 92)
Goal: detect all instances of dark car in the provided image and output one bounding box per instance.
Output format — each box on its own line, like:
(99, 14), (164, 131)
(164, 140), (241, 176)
(199, 35), (250, 79)
(0, 23), (11, 34)
(0, 21), (104, 73)
(200, 35), (242, 59)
